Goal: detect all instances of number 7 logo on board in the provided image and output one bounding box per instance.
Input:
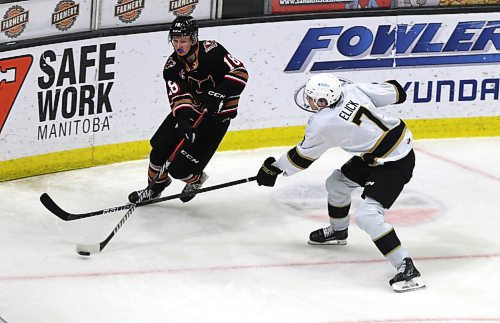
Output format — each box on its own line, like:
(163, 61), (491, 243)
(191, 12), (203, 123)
(0, 54), (33, 134)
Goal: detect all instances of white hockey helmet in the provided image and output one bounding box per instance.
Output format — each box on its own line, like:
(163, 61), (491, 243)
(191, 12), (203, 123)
(304, 74), (343, 109)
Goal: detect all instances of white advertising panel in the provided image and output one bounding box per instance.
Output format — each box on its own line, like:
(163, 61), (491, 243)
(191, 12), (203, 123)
(1, 12), (498, 163)
(0, 35), (170, 162)
(208, 13), (499, 130)
(0, 0), (92, 44)
(98, 0), (211, 29)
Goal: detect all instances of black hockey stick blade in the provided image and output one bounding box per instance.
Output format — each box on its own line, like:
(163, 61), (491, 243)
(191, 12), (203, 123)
(40, 193), (132, 221)
(40, 193), (67, 219)
(41, 176), (258, 222)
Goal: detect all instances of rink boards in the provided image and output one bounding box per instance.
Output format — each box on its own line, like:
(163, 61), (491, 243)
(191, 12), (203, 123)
(0, 12), (499, 181)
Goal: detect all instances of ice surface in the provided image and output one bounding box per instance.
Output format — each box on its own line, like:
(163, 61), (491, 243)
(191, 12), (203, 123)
(1, 137), (499, 323)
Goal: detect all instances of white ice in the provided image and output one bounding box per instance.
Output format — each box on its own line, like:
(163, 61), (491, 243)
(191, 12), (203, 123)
(1, 137), (500, 323)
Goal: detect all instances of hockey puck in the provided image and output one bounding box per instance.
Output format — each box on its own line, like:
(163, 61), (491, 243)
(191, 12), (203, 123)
(78, 250), (91, 256)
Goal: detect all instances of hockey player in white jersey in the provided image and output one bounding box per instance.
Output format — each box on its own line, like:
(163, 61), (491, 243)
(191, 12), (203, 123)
(256, 73), (425, 293)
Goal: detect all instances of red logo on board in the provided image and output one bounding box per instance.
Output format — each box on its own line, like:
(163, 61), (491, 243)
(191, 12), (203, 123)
(0, 55), (33, 134)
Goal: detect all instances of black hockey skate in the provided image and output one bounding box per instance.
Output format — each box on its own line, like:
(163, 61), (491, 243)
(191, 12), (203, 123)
(180, 172), (208, 203)
(128, 177), (172, 204)
(308, 226), (348, 245)
(389, 257), (426, 293)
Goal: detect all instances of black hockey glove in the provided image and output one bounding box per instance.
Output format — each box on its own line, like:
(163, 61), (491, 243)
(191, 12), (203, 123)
(175, 110), (196, 145)
(257, 157), (283, 187)
(199, 89), (225, 114)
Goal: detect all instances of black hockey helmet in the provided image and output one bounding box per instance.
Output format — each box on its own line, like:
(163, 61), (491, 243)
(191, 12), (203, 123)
(169, 15), (198, 43)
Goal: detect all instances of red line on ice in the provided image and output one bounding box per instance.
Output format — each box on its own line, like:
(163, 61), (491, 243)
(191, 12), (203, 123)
(1, 252), (499, 282)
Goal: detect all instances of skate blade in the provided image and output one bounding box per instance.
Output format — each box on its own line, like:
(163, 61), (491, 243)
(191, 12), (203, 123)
(308, 239), (347, 246)
(392, 277), (426, 293)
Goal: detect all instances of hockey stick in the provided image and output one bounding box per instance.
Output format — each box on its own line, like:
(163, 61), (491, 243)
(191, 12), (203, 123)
(40, 176), (257, 221)
(75, 110), (207, 256)
(74, 176), (257, 256)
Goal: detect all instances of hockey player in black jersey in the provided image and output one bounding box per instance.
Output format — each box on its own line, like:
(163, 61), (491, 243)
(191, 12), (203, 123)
(129, 16), (248, 204)
(256, 73), (425, 293)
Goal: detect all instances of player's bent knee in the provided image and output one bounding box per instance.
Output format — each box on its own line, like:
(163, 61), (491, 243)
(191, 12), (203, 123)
(326, 170), (355, 206)
(354, 197), (388, 236)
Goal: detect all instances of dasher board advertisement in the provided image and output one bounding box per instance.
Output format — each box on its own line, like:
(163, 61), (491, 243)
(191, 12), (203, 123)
(0, 0), (92, 44)
(98, 0), (211, 29)
(271, 0), (391, 13)
(0, 38), (169, 162)
(213, 13), (499, 129)
(0, 12), (498, 179)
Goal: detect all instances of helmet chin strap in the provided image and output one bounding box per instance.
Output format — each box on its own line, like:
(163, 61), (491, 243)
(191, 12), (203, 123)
(177, 41), (199, 66)
(186, 40), (198, 57)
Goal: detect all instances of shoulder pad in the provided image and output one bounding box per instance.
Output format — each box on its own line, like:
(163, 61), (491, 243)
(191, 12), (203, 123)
(164, 56), (177, 70)
(202, 40), (219, 53)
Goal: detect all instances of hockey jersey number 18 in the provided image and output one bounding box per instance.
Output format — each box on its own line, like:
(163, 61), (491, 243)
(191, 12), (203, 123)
(163, 40), (248, 119)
